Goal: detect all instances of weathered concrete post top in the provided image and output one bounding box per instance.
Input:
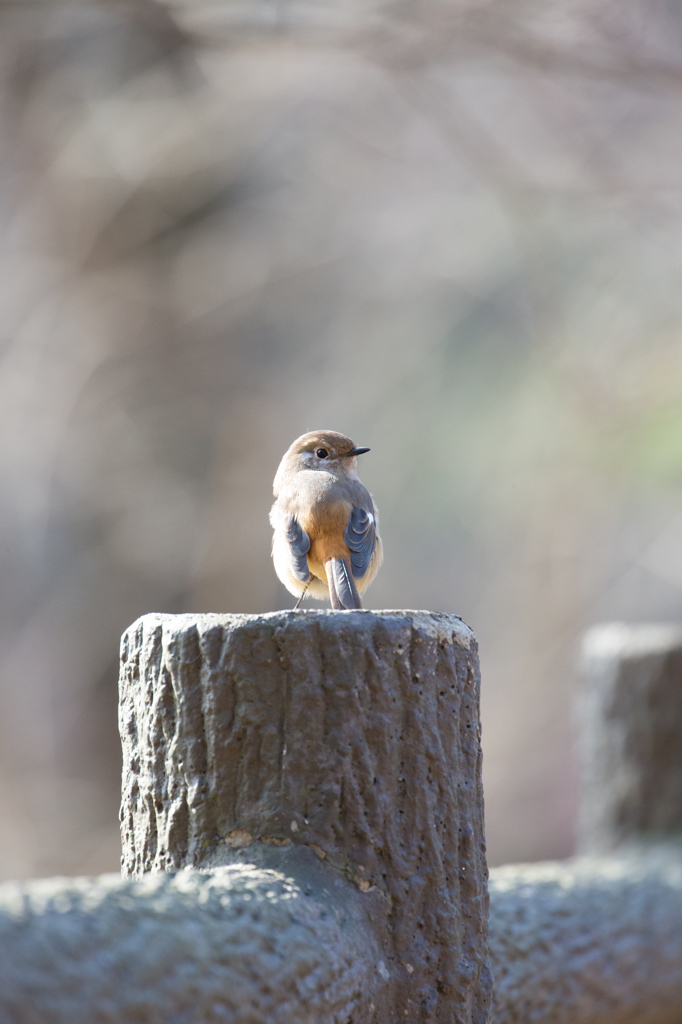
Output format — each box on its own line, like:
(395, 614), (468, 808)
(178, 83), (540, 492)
(119, 609), (491, 1024)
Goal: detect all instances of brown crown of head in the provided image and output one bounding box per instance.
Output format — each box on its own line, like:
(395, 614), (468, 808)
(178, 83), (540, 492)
(288, 430), (358, 458)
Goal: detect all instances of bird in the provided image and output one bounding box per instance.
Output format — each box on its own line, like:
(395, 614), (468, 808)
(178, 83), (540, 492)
(270, 430), (383, 610)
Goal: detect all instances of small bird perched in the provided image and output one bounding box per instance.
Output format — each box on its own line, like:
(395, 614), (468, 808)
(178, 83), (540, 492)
(270, 430), (383, 609)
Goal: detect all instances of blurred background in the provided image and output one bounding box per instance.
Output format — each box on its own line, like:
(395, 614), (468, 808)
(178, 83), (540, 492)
(2, 0), (682, 880)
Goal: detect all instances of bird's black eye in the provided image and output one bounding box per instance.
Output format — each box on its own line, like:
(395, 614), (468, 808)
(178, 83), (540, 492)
(316, 448), (328, 459)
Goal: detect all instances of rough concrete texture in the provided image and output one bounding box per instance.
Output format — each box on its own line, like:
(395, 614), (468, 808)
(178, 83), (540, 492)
(119, 610), (491, 1024)
(488, 847), (682, 1024)
(0, 855), (381, 1024)
(2, 850), (682, 1024)
(580, 623), (682, 852)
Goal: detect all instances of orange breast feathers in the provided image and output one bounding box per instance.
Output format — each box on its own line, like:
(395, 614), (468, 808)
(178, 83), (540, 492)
(299, 500), (353, 581)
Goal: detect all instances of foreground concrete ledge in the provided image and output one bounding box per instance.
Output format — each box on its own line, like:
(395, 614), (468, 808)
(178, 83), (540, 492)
(2, 848), (681, 1024)
(0, 853), (379, 1024)
(119, 609), (490, 1024)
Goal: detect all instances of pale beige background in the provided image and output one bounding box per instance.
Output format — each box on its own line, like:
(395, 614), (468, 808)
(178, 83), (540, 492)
(2, 0), (682, 879)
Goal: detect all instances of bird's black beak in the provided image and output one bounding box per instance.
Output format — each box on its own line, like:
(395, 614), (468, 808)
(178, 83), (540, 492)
(346, 446), (370, 457)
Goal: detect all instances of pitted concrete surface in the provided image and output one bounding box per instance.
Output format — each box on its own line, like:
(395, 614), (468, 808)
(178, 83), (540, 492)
(119, 610), (491, 1024)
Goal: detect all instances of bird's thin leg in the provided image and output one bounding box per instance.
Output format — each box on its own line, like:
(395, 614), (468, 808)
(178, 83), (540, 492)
(294, 582), (310, 610)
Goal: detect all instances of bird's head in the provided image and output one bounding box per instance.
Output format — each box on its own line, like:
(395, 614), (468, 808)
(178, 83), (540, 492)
(275, 430), (370, 489)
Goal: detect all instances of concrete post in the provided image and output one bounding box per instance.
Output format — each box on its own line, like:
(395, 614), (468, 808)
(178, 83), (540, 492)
(579, 623), (682, 853)
(3, 614), (682, 1023)
(118, 609), (492, 1024)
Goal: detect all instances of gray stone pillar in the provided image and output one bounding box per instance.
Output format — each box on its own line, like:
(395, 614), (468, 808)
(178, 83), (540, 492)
(579, 623), (682, 853)
(119, 609), (491, 1024)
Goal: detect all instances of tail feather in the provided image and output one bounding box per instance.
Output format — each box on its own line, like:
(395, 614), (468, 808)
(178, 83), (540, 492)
(326, 558), (361, 610)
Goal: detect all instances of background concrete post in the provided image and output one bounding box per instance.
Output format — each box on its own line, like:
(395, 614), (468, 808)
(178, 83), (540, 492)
(579, 623), (682, 853)
(488, 622), (682, 1024)
(119, 609), (491, 1024)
